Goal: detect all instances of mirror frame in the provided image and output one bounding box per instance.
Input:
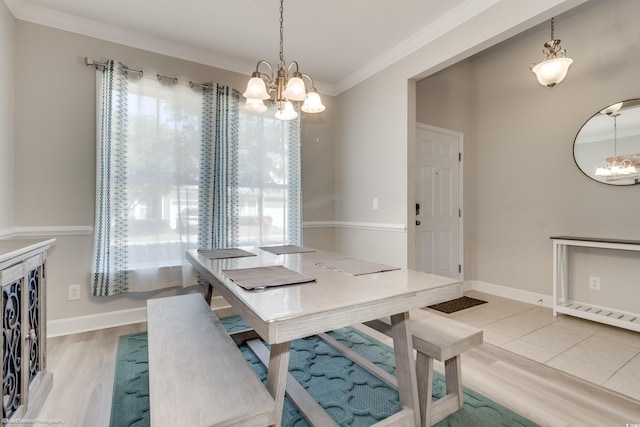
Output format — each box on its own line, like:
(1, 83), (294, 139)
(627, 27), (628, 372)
(573, 98), (640, 186)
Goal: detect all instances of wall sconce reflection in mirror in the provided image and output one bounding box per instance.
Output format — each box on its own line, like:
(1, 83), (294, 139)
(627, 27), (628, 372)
(574, 99), (640, 186)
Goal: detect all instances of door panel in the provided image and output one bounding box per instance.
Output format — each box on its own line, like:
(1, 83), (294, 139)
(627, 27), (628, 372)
(415, 125), (461, 279)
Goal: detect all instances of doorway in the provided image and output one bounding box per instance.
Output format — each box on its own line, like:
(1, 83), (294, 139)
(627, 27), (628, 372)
(414, 123), (463, 280)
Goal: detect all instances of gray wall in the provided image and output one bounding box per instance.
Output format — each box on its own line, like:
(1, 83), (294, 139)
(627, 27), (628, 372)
(0, 1), (14, 233)
(330, 0), (583, 271)
(10, 21), (335, 321)
(416, 0), (640, 308)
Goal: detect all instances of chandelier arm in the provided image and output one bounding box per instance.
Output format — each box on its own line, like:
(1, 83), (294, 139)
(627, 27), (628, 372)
(286, 61), (300, 78)
(300, 73), (315, 88)
(255, 60), (275, 84)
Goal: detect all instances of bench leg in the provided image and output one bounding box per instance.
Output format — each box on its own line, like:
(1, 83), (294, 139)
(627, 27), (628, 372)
(416, 353), (465, 426)
(267, 342), (291, 427)
(444, 355), (464, 409)
(416, 352), (433, 427)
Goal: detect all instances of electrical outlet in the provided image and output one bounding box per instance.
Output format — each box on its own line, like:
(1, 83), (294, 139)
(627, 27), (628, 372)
(67, 284), (81, 301)
(589, 276), (601, 291)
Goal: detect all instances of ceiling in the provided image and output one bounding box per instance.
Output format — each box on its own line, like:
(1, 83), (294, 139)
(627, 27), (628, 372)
(4, 0), (513, 95)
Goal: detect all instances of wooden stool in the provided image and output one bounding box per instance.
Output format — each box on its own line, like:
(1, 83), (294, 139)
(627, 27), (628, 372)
(365, 315), (482, 426)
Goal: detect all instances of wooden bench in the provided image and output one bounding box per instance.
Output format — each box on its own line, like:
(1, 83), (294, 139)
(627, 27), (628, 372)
(364, 314), (483, 427)
(146, 294), (276, 427)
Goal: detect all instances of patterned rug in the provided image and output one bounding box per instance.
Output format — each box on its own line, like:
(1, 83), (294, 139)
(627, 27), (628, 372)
(110, 316), (538, 427)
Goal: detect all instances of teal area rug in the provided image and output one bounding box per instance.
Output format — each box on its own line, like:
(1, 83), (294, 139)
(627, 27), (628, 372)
(110, 316), (539, 427)
(111, 331), (150, 426)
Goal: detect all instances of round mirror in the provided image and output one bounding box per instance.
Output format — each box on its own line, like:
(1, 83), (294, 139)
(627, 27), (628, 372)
(574, 99), (640, 186)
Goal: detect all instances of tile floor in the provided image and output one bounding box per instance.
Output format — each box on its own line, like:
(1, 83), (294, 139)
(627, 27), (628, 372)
(425, 290), (640, 402)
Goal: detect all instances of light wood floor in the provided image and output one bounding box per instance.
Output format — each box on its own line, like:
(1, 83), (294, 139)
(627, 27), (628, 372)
(37, 323), (147, 427)
(37, 321), (640, 427)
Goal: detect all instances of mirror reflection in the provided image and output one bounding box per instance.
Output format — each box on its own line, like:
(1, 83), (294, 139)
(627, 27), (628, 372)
(574, 99), (640, 185)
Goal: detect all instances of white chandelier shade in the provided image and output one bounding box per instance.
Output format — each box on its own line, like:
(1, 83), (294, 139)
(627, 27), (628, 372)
(244, 97), (268, 114)
(301, 89), (326, 113)
(274, 101), (298, 121)
(243, 77), (271, 100)
(531, 57), (573, 87)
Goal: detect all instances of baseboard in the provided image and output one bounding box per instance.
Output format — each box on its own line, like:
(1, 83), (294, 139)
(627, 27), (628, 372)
(0, 228), (12, 239)
(465, 279), (552, 308)
(47, 306), (147, 338)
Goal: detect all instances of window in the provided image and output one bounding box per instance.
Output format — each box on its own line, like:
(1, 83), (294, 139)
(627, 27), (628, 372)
(92, 61), (302, 296)
(123, 75), (202, 269)
(237, 107), (301, 246)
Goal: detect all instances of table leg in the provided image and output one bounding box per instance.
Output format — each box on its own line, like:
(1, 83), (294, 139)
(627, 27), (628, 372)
(203, 281), (213, 305)
(391, 312), (421, 426)
(266, 341), (291, 427)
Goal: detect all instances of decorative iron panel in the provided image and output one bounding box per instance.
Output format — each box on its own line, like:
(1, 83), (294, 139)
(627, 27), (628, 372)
(2, 280), (22, 421)
(28, 268), (39, 383)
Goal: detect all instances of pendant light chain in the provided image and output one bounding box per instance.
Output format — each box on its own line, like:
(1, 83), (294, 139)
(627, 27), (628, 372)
(278, 0), (285, 70)
(550, 17), (555, 40)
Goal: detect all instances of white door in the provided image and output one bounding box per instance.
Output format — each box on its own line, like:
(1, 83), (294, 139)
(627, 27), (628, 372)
(415, 124), (462, 279)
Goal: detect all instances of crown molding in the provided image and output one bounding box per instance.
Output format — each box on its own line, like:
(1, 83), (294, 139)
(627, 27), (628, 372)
(5, 0), (502, 97)
(6, 1), (255, 81)
(5, 0), (340, 96)
(334, 0), (502, 93)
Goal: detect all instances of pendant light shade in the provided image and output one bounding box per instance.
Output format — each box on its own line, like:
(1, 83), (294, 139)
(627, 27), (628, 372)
(244, 98), (268, 114)
(243, 76), (270, 100)
(531, 57), (573, 87)
(274, 101), (298, 121)
(282, 75), (307, 101)
(301, 89), (326, 113)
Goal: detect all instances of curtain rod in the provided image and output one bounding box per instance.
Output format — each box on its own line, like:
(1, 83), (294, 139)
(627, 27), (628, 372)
(84, 57), (211, 89)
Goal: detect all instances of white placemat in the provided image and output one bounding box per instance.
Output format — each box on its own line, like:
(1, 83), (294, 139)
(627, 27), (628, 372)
(223, 265), (316, 291)
(314, 258), (400, 276)
(198, 248), (256, 259)
(259, 245), (316, 255)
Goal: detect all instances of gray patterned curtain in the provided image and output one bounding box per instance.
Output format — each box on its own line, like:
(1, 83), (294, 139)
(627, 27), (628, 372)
(92, 60), (130, 296)
(198, 85), (241, 249)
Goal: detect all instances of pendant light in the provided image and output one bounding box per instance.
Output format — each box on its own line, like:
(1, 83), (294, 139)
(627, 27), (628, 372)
(242, 0), (325, 120)
(530, 18), (573, 87)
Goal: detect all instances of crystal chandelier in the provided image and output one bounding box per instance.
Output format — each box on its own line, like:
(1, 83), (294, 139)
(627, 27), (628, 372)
(530, 18), (573, 87)
(595, 107), (638, 180)
(242, 0), (325, 121)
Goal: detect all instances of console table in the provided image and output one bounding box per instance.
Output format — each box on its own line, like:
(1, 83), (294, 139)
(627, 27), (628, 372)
(0, 238), (55, 424)
(552, 236), (640, 332)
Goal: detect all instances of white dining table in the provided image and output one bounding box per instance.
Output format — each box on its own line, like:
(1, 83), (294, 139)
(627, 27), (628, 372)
(186, 247), (462, 427)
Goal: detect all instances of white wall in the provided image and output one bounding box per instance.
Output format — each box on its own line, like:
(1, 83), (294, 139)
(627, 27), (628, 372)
(12, 21), (335, 323)
(0, 1), (15, 234)
(416, 0), (640, 302)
